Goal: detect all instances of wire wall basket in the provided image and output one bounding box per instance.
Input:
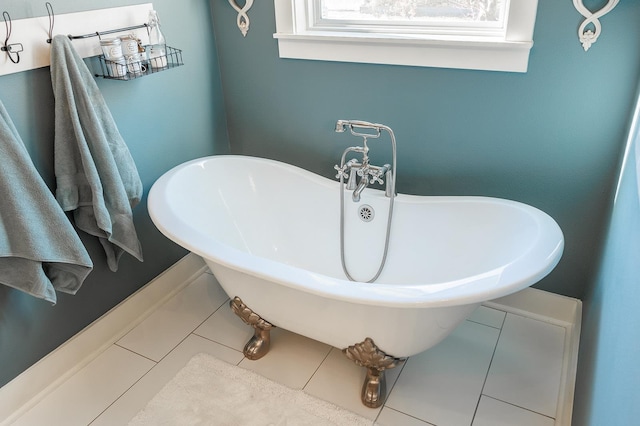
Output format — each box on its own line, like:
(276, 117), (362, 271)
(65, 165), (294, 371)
(96, 45), (183, 80)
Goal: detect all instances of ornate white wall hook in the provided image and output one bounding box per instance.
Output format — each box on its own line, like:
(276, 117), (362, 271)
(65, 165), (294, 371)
(228, 0), (254, 37)
(573, 0), (620, 51)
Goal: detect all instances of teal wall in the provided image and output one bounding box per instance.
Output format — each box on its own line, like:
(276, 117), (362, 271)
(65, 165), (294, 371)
(573, 91), (640, 424)
(210, 0), (640, 300)
(2, 0), (640, 422)
(0, 0), (228, 387)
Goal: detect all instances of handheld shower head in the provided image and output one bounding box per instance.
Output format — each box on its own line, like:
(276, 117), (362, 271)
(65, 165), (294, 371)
(334, 119), (384, 139)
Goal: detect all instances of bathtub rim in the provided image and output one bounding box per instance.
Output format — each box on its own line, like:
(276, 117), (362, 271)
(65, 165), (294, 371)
(148, 155), (564, 308)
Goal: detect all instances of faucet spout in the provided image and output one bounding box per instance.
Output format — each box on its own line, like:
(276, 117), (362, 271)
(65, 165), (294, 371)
(352, 175), (369, 202)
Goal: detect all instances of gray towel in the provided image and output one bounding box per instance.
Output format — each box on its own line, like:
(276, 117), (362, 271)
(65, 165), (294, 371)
(50, 35), (143, 271)
(0, 100), (93, 304)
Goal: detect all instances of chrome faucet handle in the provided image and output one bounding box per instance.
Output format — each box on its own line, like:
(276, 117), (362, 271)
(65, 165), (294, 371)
(370, 171), (384, 185)
(334, 164), (349, 180)
(369, 164), (389, 185)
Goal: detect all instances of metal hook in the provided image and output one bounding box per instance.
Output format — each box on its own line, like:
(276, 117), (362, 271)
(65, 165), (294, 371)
(1, 11), (21, 64)
(44, 3), (150, 46)
(46, 2), (54, 43)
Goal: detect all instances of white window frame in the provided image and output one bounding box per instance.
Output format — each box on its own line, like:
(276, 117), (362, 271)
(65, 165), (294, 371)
(273, 0), (538, 73)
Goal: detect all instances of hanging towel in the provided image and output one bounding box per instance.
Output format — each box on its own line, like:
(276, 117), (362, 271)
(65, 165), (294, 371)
(50, 35), (143, 272)
(0, 100), (93, 304)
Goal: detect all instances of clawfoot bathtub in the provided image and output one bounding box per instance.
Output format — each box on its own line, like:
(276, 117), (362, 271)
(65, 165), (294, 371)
(148, 155), (564, 407)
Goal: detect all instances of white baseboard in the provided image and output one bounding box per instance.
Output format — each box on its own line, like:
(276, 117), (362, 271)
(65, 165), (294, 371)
(485, 286), (581, 327)
(0, 253), (207, 425)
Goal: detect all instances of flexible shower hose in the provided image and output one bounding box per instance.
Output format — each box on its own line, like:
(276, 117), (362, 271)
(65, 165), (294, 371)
(338, 146), (396, 283)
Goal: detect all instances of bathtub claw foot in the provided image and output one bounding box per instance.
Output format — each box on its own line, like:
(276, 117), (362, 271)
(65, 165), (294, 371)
(230, 297), (274, 360)
(343, 338), (405, 408)
(362, 367), (386, 408)
(243, 328), (272, 360)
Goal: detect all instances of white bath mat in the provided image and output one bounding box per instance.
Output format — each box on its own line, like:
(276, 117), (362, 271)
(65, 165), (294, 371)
(128, 353), (374, 425)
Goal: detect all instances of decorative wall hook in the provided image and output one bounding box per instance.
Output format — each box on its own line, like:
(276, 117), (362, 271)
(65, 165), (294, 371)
(2, 11), (23, 64)
(228, 0), (254, 37)
(573, 0), (620, 51)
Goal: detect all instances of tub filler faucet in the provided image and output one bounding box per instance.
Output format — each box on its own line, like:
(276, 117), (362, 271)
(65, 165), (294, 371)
(333, 120), (396, 202)
(333, 119), (398, 284)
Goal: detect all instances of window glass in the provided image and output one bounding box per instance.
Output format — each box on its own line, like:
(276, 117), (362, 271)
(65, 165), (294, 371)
(318, 0), (508, 27)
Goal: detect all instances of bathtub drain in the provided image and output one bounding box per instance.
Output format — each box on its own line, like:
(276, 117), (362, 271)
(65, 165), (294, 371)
(359, 205), (375, 222)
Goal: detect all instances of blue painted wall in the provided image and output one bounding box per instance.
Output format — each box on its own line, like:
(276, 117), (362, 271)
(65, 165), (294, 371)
(0, 0), (228, 387)
(210, 0), (640, 300)
(2, 1), (640, 423)
(573, 90), (640, 424)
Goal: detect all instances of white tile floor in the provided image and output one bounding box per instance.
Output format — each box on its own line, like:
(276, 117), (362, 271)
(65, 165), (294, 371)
(11, 271), (570, 426)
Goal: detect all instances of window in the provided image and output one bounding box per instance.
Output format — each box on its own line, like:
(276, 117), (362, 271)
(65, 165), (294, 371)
(273, 0), (538, 72)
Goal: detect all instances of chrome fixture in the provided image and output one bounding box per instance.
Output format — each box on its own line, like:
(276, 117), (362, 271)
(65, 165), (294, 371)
(334, 120), (397, 283)
(333, 120), (396, 202)
(352, 174), (369, 203)
(335, 120), (348, 132)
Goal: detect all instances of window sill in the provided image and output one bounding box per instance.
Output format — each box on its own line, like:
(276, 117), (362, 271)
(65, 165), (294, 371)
(273, 32), (533, 72)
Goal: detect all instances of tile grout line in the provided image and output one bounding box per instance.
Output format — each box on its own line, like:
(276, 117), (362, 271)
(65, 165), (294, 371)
(366, 316), (510, 424)
(91, 295), (240, 426)
(469, 309), (507, 423)
(119, 306), (228, 365)
(94, 315), (219, 425)
(189, 331), (246, 363)
(480, 395), (556, 422)
(95, 330), (248, 425)
(373, 357), (410, 424)
(189, 295), (258, 366)
(87, 345), (158, 426)
(90, 281), (233, 425)
(379, 407), (437, 426)
(301, 348), (334, 391)
(470, 311), (561, 423)
(466, 319), (503, 330)
(88, 286), (223, 426)
(113, 344), (159, 364)
(140, 294), (233, 364)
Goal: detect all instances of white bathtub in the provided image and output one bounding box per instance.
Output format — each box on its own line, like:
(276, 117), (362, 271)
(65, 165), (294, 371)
(148, 155), (564, 358)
